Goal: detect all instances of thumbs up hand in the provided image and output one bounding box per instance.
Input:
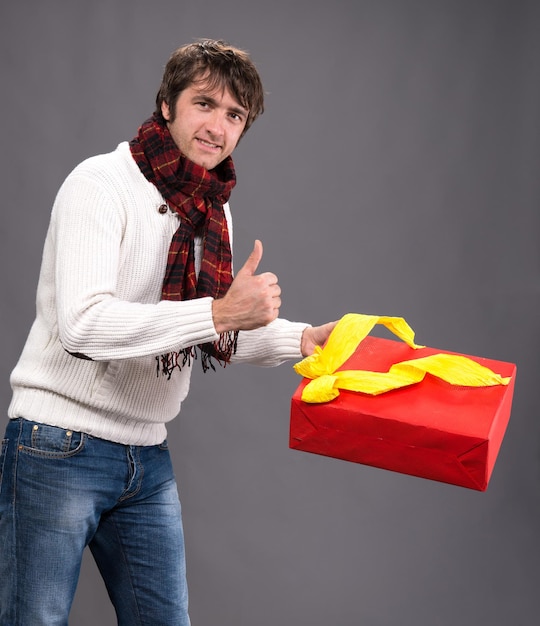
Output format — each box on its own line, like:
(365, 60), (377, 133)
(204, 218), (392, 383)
(212, 240), (282, 333)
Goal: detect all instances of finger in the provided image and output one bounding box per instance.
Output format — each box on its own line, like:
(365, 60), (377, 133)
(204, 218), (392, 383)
(236, 239), (263, 277)
(259, 271), (279, 286)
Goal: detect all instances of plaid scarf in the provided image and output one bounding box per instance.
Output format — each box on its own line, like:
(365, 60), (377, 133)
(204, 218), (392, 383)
(129, 113), (238, 376)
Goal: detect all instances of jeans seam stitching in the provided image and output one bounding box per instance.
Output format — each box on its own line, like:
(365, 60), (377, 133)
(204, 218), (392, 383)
(109, 515), (144, 625)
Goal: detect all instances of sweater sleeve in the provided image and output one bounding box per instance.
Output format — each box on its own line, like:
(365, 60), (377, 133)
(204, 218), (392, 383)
(51, 169), (220, 361)
(231, 318), (310, 367)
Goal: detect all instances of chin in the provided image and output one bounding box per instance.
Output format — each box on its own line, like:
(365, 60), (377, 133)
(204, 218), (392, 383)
(204, 159), (223, 171)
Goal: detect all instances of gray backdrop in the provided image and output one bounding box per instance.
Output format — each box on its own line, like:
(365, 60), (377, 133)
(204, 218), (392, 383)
(1, 1), (539, 624)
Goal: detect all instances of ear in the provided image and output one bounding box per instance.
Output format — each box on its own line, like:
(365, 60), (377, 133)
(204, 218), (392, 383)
(161, 101), (171, 121)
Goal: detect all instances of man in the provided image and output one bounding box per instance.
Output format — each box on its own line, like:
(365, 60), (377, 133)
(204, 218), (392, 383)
(0, 39), (335, 625)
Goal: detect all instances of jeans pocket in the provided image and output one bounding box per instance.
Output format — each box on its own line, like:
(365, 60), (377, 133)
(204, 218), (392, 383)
(18, 422), (86, 459)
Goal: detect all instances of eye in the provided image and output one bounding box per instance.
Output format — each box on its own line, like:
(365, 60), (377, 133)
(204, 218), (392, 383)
(229, 110), (248, 124)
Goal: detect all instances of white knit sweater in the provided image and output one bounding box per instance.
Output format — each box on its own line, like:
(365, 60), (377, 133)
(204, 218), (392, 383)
(9, 142), (308, 445)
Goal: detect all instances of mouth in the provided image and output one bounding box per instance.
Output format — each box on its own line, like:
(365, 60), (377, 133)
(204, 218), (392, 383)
(196, 138), (221, 151)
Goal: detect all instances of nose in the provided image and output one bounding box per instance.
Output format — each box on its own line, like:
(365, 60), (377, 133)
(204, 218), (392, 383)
(205, 109), (225, 137)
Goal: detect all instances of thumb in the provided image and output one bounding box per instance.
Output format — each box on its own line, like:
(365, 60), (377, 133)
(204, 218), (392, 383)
(237, 239), (263, 277)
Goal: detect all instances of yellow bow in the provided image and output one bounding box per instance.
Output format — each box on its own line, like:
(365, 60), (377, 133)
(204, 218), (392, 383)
(294, 313), (511, 403)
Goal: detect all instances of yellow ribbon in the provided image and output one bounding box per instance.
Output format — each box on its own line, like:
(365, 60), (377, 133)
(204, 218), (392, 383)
(294, 313), (511, 403)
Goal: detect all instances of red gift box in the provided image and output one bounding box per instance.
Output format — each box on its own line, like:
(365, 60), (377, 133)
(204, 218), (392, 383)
(290, 335), (517, 491)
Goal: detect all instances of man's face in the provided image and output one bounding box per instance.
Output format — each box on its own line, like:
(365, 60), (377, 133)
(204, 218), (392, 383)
(161, 80), (249, 170)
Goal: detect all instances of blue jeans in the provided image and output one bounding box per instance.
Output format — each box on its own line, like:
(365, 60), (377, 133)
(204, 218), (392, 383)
(0, 418), (191, 626)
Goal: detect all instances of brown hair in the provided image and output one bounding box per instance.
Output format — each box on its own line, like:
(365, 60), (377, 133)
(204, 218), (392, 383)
(155, 39), (265, 135)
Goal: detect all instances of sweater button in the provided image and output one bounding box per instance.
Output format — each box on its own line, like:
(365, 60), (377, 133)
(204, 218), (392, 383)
(158, 204), (168, 214)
